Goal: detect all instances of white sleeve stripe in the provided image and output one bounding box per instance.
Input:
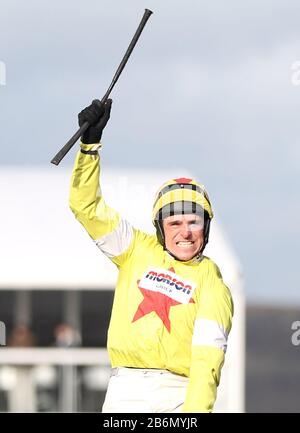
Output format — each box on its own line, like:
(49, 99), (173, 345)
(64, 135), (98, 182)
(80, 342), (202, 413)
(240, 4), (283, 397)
(192, 318), (228, 352)
(94, 219), (133, 258)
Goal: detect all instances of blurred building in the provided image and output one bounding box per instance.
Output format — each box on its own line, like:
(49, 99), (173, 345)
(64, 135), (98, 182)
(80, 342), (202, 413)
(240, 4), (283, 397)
(246, 304), (300, 413)
(0, 167), (245, 412)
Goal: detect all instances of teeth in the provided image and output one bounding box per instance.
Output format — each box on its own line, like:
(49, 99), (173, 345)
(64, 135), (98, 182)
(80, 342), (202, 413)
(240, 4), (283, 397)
(177, 241), (193, 247)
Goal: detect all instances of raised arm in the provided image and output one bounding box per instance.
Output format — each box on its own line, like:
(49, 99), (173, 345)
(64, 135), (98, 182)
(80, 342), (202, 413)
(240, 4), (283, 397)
(69, 100), (135, 267)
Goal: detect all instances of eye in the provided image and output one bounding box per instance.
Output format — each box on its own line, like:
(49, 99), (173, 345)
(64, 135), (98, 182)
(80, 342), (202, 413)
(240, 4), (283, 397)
(189, 221), (204, 229)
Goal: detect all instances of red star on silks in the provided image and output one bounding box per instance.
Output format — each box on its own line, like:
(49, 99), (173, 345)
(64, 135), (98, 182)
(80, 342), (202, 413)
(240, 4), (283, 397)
(131, 267), (195, 333)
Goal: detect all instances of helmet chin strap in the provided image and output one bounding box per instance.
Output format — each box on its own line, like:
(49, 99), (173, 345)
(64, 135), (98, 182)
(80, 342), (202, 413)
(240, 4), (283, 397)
(165, 246), (203, 263)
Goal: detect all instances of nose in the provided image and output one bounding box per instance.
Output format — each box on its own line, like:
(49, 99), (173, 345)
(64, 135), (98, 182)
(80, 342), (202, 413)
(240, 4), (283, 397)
(180, 224), (192, 239)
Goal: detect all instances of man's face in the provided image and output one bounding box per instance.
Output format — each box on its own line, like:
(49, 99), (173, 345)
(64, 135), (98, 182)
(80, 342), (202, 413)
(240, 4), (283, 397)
(162, 213), (205, 261)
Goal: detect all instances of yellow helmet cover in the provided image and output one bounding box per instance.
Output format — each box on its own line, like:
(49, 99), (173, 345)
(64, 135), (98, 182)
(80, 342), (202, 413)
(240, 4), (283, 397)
(152, 177), (213, 224)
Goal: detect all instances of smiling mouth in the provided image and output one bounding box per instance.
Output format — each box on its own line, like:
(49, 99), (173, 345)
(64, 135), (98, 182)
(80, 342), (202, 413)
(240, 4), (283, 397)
(176, 241), (194, 247)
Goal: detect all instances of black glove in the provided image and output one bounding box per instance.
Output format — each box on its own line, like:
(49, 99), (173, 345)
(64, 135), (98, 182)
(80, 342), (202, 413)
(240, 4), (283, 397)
(78, 99), (112, 144)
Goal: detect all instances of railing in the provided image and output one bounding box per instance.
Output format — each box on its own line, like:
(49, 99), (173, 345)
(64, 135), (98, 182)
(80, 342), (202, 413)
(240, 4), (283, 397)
(0, 348), (109, 365)
(0, 348), (111, 412)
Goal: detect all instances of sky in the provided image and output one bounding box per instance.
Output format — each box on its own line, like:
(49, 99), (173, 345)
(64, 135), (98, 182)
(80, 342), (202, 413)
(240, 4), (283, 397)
(0, 0), (300, 304)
